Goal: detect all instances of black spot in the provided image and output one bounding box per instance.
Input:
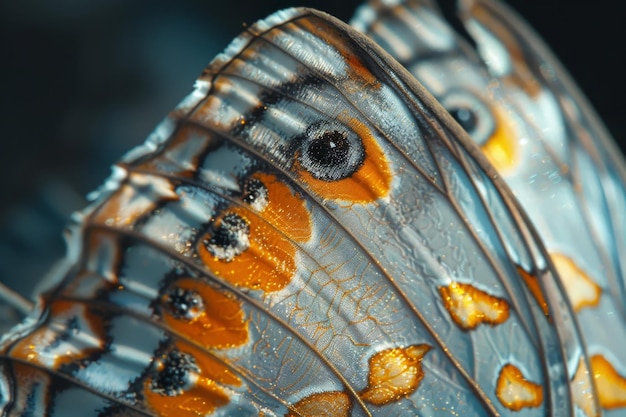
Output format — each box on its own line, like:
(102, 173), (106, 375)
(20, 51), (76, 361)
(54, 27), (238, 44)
(208, 213), (248, 249)
(448, 106), (478, 134)
(150, 350), (199, 397)
(164, 287), (205, 321)
(204, 213), (250, 261)
(242, 177), (269, 207)
(441, 90), (495, 145)
(307, 131), (351, 168)
(298, 127), (365, 182)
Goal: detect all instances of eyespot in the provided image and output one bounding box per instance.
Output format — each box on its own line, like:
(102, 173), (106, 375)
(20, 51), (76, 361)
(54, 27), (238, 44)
(448, 107), (477, 133)
(441, 90), (495, 146)
(198, 206), (297, 293)
(203, 213), (250, 262)
(291, 117), (391, 203)
(442, 91), (518, 173)
(163, 287), (205, 321)
(150, 350), (199, 396)
(241, 177), (269, 212)
(297, 123), (365, 182)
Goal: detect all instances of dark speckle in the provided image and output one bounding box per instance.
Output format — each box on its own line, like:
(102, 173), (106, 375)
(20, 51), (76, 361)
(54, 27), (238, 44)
(150, 350), (199, 397)
(298, 127), (365, 181)
(448, 106), (477, 134)
(204, 213), (250, 261)
(307, 131), (351, 168)
(242, 177), (269, 211)
(164, 287), (205, 321)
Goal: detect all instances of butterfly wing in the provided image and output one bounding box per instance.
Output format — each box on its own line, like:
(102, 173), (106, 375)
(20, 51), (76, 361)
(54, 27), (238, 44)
(353, 0), (626, 413)
(1, 7), (582, 417)
(460, 2), (626, 411)
(459, 0), (626, 311)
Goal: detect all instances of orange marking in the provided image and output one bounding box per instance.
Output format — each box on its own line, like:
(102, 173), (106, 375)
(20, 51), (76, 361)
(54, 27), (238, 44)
(10, 363), (51, 414)
(551, 253), (601, 312)
(571, 358), (600, 417)
(496, 363), (543, 411)
(590, 354), (626, 409)
(248, 172), (312, 243)
(439, 282), (510, 330)
(197, 208), (296, 293)
(343, 52), (381, 90)
(480, 107), (518, 173)
(137, 125), (209, 178)
(11, 301), (105, 369)
(161, 278), (248, 349)
(517, 267), (550, 317)
(189, 77), (245, 129)
(145, 382), (229, 417)
(287, 391), (352, 417)
(177, 342), (241, 387)
(295, 117), (392, 203)
(92, 172), (178, 227)
(470, 4), (542, 98)
(360, 344), (430, 406)
(144, 343), (240, 417)
(297, 19), (381, 89)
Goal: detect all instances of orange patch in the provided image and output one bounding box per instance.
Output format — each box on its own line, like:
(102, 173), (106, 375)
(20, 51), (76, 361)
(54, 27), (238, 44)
(590, 354), (626, 409)
(360, 344), (430, 406)
(92, 172), (179, 227)
(571, 358), (599, 417)
(496, 364), (543, 411)
(480, 107), (518, 173)
(10, 301), (105, 369)
(161, 278), (248, 349)
(298, 18), (381, 89)
(9, 363), (52, 414)
(136, 125), (209, 178)
(439, 282), (510, 330)
(248, 172), (312, 243)
(145, 383), (229, 417)
(551, 253), (601, 312)
(470, 4), (542, 98)
(517, 267), (550, 317)
(343, 52), (380, 89)
(295, 117), (392, 203)
(287, 391), (352, 417)
(144, 343), (240, 417)
(197, 208), (296, 293)
(188, 77), (242, 129)
(178, 342), (241, 387)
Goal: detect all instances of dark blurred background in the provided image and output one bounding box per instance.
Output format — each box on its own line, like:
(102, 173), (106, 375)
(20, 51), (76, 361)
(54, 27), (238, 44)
(0, 0), (624, 300)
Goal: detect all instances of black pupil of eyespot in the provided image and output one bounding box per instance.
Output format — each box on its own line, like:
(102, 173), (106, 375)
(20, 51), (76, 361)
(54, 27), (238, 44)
(166, 288), (203, 319)
(152, 351), (198, 395)
(209, 214), (249, 249)
(448, 107), (477, 133)
(243, 178), (266, 204)
(307, 131), (350, 167)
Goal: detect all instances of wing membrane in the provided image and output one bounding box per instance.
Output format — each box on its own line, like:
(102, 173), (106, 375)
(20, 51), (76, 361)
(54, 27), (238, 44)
(0, 6), (584, 417)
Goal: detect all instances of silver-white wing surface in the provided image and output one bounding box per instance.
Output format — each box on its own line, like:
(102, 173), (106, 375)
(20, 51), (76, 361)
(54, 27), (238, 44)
(0, 6), (594, 417)
(352, 0), (626, 414)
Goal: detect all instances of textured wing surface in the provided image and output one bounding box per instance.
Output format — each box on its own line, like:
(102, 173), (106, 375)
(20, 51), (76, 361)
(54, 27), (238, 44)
(0, 6), (583, 417)
(353, 0), (626, 414)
